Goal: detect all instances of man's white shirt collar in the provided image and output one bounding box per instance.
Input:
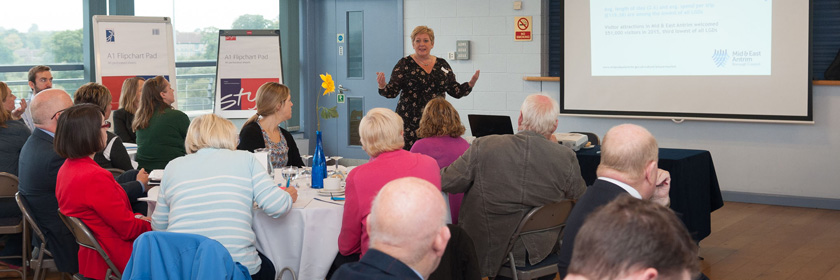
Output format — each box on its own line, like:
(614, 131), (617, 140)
(598, 177), (642, 199)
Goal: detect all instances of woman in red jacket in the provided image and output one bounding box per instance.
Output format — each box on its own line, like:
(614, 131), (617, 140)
(55, 104), (151, 280)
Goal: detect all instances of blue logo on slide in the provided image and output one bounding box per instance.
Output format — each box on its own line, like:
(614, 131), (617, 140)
(712, 49), (728, 67)
(106, 29), (115, 42)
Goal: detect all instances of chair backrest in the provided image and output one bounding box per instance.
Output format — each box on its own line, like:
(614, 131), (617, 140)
(570, 132), (600, 146)
(16, 193), (49, 246)
(0, 172), (20, 198)
(105, 168), (125, 177)
(58, 210), (122, 279)
(497, 200), (576, 273)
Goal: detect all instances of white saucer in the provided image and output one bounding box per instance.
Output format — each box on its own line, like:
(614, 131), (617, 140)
(318, 189), (345, 196)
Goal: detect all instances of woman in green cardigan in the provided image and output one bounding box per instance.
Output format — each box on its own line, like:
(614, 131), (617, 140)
(132, 76), (190, 170)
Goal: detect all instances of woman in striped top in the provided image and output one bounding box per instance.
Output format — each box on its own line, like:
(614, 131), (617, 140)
(151, 114), (297, 279)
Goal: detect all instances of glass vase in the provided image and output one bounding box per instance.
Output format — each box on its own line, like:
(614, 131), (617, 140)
(311, 130), (327, 189)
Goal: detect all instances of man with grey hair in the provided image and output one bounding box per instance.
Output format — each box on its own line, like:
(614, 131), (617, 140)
(21, 65), (53, 131)
(17, 88), (79, 274)
(557, 123), (672, 278)
(332, 177), (451, 279)
(441, 94), (586, 278)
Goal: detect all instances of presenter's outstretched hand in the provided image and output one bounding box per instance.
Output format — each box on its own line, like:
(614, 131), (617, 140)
(376, 72), (387, 89)
(469, 70), (481, 88)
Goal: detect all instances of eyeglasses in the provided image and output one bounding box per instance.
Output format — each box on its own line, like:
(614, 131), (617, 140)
(51, 108), (68, 120)
(101, 120), (111, 129)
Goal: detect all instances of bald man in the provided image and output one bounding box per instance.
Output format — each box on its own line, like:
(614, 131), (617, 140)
(332, 177), (451, 280)
(441, 94), (586, 278)
(557, 124), (672, 278)
(17, 88), (79, 274)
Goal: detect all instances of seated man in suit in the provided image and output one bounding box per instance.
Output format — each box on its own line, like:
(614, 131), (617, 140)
(17, 88), (78, 274)
(441, 94), (587, 278)
(566, 196), (699, 280)
(332, 177), (451, 280)
(557, 124), (672, 278)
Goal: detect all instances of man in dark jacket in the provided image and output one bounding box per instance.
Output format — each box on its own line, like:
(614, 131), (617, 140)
(17, 88), (78, 273)
(557, 124), (672, 278)
(332, 177), (450, 280)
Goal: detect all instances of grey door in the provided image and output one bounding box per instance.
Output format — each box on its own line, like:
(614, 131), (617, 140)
(305, 0), (403, 160)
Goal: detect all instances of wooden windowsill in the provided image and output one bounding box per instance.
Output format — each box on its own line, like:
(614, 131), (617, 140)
(523, 76), (560, 82)
(518, 78), (840, 84)
(813, 80), (840, 86)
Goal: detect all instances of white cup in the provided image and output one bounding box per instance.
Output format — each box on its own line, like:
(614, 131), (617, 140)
(324, 177), (341, 191)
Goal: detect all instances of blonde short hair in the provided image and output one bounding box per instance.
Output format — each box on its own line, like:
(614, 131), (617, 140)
(184, 114), (237, 154)
(360, 108), (405, 157)
(411, 26), (435, 43)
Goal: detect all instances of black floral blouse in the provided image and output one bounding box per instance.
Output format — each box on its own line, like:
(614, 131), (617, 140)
(379, 55), (473, 150)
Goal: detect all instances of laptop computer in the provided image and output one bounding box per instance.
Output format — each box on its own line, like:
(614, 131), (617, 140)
(468, 114), (514, 137)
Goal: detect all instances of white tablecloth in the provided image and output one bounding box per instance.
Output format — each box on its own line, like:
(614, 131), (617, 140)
(143, 186), (344, 280)
(253, 194), (344, 280)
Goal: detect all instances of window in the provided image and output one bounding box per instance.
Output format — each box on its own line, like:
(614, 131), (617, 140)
(0, 1), (84, 100)
(136, 0), (280, 113)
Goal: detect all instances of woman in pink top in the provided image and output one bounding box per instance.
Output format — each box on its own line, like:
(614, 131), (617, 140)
(410, 98), (470, 224)
(338, 108), (441, 258)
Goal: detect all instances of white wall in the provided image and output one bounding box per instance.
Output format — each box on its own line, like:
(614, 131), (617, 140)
(404, 0), (552, 131)
(405, 0), (840, 202)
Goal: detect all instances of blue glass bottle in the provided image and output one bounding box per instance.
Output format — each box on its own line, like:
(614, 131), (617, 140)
(311, 131), (327, 189)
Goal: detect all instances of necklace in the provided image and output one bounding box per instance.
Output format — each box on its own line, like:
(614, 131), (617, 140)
(416, 55), (433, 66)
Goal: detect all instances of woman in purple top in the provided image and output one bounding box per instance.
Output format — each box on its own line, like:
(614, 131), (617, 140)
(410, 97), (470, 224)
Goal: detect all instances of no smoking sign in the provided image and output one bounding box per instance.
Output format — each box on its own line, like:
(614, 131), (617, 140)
(515, 16), (532, 41)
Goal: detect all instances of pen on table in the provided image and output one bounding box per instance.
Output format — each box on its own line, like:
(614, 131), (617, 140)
(314, 197), (343, 205)
(331, 193), (345, 201)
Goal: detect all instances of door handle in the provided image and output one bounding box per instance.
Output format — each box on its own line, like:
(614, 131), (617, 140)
(338, 85), (350, 94)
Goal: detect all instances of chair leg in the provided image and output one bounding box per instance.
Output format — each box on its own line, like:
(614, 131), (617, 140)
(508, 252), (519, 280)
(34, 244), (46, 280)
(21, 221), (29, 280)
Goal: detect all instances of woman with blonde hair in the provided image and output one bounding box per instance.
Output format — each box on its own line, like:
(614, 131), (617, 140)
(152, 113), (297, 280)
(237, 82), (304, 167)
(376, 25), (480, 150)
(113, 77), (145, 143)
(338, 108), (441, 260)
(132, 76), (190, 170)
(410, 97), (470, 223)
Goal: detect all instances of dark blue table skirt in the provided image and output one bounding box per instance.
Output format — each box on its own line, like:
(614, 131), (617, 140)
(576, 146), (725, 242)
